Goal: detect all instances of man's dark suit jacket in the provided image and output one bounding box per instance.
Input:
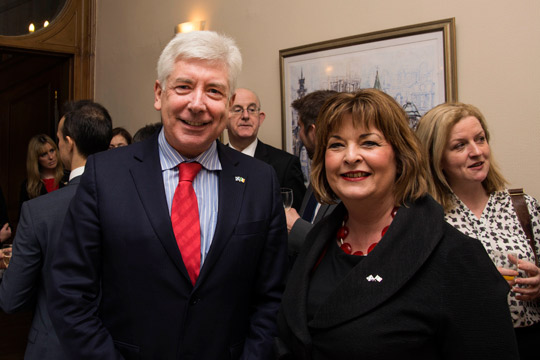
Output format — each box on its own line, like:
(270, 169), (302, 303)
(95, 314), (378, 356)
(254, 140), (306, 212)
(47, 136), (288, 360)
(0, 177), (80, 360)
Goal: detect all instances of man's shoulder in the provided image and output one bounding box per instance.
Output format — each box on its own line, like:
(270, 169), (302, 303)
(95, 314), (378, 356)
(89, 138), (157, 172)
(256, 140), (297, 161)
(28, 183), (78, 208)
(20, 183), (78, 227)
(219, 141), (275, 171)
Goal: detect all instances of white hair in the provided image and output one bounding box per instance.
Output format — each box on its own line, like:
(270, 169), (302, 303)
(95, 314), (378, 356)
(156, 31), (242, 98)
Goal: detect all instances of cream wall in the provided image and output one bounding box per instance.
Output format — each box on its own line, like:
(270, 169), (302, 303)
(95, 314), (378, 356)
(95, 0), (540, 198)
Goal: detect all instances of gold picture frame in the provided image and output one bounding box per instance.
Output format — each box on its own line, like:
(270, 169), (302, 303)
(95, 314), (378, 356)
(279, 18), (457, 159)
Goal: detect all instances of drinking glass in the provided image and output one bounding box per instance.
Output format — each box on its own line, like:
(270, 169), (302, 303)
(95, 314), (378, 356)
(280, 188), (293, 210)
(493, 250), (519, 281)
(1, 244), (12, 268)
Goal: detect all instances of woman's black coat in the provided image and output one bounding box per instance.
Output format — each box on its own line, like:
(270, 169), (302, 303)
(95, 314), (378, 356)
(276, 196), (519, 360)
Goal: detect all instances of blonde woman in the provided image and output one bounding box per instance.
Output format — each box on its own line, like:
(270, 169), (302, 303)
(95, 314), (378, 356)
(19, 134), (66, 208)
(417, 102), (540, 360)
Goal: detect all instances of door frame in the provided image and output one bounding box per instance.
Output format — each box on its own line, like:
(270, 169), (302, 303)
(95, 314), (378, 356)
(0, 0), (96, 99)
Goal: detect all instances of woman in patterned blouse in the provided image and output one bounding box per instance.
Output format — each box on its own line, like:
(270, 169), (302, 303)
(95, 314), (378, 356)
(417, 102), (540, 359)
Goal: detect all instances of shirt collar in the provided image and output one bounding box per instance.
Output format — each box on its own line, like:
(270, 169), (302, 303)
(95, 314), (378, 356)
(158, 128), (221, 171)
(69, 166), (85, 181)
(228, 138), (258, 157)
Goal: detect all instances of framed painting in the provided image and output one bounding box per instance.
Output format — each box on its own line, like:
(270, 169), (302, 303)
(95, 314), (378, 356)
(279, 18), (457, 181)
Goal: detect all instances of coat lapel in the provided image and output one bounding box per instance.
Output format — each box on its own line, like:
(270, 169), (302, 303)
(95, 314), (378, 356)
(282, 196), (446, 344)
(196, 142), (246, 283)
(129, 137), (190, 280)
(309, 197), (445, 329)
(253, 140), (269, 162)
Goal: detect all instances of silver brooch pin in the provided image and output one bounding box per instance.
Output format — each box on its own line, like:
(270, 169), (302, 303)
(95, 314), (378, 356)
(366, 275), (383, 282)
(235, 176), (245, 183)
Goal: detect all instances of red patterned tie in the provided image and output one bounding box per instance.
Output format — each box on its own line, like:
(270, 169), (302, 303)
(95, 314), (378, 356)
(171, 162), (202, 285)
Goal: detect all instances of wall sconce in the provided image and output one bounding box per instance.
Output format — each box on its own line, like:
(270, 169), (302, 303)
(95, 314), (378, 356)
(175, 20), (206, 34)
(28, 20), (50, 33)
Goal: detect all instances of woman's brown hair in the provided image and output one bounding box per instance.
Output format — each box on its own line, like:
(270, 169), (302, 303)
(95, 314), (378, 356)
(310, 89), (428, 206)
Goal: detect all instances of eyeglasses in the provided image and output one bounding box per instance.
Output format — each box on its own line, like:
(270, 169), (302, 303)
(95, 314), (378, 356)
(230, 106), (260, 116)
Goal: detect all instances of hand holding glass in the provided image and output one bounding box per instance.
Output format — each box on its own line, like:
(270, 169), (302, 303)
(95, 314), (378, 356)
(493, 250), (519, 281)
(1, 244), (12, 268)
(281, 188), (293, 210)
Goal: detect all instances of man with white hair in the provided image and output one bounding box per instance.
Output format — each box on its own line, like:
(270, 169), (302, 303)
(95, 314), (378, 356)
(47, 31), (287, 360)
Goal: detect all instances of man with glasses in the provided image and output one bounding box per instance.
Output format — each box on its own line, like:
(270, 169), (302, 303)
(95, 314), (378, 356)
(227, 88), (305, 211)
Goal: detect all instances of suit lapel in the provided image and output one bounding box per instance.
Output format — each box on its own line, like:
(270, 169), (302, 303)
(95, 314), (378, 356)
(309, 197), (445, 329)
(129, 137), (189, 280)
(299, 186), (313, 215)
(197, 143), (246, 283)
(253, 140), (269, 162)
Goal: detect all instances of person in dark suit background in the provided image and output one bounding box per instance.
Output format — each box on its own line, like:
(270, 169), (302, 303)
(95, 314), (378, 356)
(47, 31), (287, 360)
(132, 122), (163, 143)
(0, 100), (113, 359)
(227, 88), (305, 211)
(285, 90), (338, 258)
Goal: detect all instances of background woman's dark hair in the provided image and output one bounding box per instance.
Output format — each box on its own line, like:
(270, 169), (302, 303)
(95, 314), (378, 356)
(112, 127), (133, 145)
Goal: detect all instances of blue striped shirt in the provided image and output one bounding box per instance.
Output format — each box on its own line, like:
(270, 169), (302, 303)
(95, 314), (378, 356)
(158, 129), (221, 266)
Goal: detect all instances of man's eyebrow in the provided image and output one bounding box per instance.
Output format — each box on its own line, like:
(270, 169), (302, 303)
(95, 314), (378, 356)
(171, 77), (194, 85)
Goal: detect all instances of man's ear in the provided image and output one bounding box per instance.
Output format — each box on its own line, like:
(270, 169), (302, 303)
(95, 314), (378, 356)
(258, 111), (266, 125)
(308, 124), (316, 140)
(228, 93), (236, 108)
(66, 136), (75, 153)
(154, 81), (162, 111)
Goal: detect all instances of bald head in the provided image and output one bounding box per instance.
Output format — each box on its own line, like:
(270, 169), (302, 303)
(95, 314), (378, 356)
(227, 88), (266, 151)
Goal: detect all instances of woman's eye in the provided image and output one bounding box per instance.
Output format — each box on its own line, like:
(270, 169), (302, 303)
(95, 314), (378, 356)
(327, 142), (343, 149)
(362, 141), (379, 148)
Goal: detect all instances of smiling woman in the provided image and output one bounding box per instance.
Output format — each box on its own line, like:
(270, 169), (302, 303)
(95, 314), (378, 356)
(417, 102), (540, 359)
(276, 89), (520, 359)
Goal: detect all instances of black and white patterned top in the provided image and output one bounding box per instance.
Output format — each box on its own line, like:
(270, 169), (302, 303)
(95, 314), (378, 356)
(445, 190), (540, 328)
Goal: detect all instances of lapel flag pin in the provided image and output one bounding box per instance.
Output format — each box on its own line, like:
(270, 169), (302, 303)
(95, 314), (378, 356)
(366, 275), (383, 282)
(235, 176), (245, 183)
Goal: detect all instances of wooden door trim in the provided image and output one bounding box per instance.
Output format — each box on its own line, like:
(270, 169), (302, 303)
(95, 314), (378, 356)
(0, 0), (95, 99)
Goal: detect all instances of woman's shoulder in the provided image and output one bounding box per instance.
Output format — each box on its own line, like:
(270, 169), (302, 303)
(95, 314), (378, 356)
(437, 222), (506, 283)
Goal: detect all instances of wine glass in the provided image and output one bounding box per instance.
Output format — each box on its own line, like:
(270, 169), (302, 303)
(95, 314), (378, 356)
(493, 250), (519, 281)
(1, 244), (12, 268)
(280, 188), (293, 210)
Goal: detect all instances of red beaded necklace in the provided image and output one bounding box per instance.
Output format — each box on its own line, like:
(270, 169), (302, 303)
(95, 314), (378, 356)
(337, 207), (398, 256)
